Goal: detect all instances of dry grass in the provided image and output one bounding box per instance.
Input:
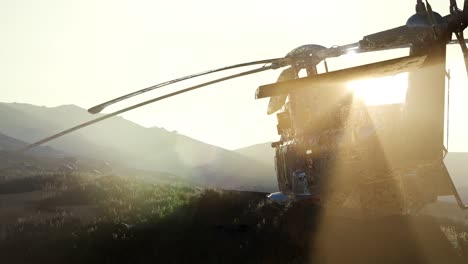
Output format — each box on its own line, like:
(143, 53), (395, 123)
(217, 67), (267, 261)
(2, 173), (468, 264)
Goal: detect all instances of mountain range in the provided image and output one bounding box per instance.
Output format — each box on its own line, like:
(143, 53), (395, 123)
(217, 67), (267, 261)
(234, 142), (275, 166)
(0, 102), (277, 192)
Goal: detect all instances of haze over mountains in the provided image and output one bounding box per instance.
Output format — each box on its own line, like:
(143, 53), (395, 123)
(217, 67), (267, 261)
(0, 102), (277, 192)
(0, 131), (66, 173)
(234, 142), (275, 166)
(0, 131), (64, 159)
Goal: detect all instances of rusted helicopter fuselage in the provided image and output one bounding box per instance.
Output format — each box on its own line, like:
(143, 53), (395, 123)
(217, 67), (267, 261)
(257, 33), (454, 216)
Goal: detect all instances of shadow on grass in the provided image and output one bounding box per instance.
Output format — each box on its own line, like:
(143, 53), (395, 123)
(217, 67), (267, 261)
(2, 175), (468, 264)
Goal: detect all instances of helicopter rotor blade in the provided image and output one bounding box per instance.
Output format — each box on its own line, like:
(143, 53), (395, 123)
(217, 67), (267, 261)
(21, 65), (280, 152)
(87, 57), (288, 114)
(317, 36), (467, 61)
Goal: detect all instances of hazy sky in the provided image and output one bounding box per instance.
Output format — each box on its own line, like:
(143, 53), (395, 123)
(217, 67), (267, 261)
(2, 0), (468, 150)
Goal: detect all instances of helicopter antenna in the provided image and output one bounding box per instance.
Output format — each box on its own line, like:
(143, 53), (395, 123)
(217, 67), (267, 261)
(21, 64), (281, 152)
(416, 0), (426, 13)
(87, 57), (288, 114)
(450, 0), (459, 13)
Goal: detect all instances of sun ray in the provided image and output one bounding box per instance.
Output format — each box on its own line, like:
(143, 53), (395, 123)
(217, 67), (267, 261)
(346, 73), (408, 106)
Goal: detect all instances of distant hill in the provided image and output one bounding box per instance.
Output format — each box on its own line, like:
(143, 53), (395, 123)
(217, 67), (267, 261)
(0, 132), (65, 172)
(0, 102), (277, 191)
(0, 132), (65, 159)
(0, 103), (124, 164)
(0, 131), (121, 177)
(234, 142), (275, 166)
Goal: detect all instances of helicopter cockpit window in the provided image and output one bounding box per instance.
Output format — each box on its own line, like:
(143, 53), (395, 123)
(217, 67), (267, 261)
(298, 69), (308, 78)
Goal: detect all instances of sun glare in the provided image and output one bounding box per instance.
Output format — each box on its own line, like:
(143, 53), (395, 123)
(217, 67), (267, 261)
(347, 73), (408, 105)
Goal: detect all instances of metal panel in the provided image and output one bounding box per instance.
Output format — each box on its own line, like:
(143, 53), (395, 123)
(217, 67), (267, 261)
(256, 55), (426, 99)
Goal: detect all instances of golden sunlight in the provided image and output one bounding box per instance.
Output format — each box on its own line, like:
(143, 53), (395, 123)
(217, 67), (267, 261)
(346, 73), (408, 105)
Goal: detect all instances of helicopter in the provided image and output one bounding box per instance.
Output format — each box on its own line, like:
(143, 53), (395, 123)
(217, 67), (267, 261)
(22, 0), (468, 216)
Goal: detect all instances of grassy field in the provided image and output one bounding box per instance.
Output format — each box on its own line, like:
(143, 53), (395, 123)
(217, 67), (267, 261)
(1, 173), (468, 263)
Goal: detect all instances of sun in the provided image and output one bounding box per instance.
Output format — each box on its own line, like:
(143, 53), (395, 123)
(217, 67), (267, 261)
(347, 73), (408, 105)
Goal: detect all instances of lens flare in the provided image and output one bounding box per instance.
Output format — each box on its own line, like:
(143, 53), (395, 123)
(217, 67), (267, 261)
(347, 73), (408, 105)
